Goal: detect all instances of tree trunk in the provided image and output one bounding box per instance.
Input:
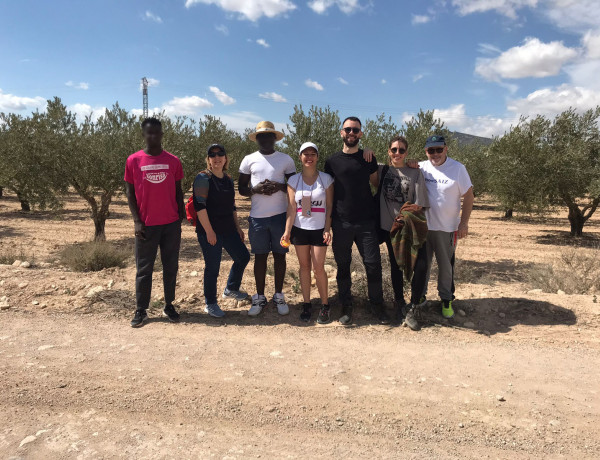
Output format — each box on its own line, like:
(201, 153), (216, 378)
(568, 206), (584, 237)
(16, 192), (30, 211)
(504, 208), (513, 219)
(93, 216), (106, 242)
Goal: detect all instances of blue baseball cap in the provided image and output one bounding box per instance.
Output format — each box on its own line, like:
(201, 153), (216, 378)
(425, 135), (446, 148)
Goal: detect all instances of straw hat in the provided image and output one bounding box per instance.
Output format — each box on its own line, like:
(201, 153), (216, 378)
(248, 120), (285, 142)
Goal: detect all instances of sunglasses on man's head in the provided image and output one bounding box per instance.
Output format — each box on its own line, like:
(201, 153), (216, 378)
(208, 150), (226, 158)
(343, 127), (361, 134)
(427, 147), (445, 154)
(390, 147), (407, 154)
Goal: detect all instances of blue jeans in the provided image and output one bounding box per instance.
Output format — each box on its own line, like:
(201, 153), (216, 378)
(197, 231), (250, 304)
(247, 212), (288, 254)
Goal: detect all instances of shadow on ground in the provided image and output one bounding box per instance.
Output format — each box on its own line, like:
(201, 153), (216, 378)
(417, 297), (576, 336)
(533, 230), (600, 248)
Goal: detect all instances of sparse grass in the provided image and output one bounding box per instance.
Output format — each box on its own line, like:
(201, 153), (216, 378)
(527, 247), (600, 294)
(0, 247), (29, 265)
(288, 271), (301, 294)
(59, 241), (130, 272)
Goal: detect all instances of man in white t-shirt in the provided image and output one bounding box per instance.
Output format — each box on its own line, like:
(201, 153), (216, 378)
(418, 135), (474, 319)
(238, 121), (296, 317)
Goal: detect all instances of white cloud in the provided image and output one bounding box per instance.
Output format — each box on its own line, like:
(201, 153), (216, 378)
(475, 37), (578, 80)
(305, 79), (324, 91)
(259, 92), (288, 103)
(0, 89), (46, 112)
(413, 74), (424, 82)
(282, 82), (289, 86)
(478, 43), (502, 55)
(68, 103), (107, 123)
(256, 38), (270, 48)
(215, 24), (229, 35)
(185, 0), (296, 21)
(162, 95), (213, 116)
(65, 81), (89, 90)
(583, 30), (600, 59)
(507, 84), (600, 118)
(211, 111), (286, 134)
(451, 0), (539, 19)
(381, 79), (387, 84)
(543, 0), (600, 31)
(411, 14), (431, 25)
(435, 104), (514, 137)
(144, 10), (163, 23)
(308, 0), (360, 14)
(209, 86), (236, 105)
(337, 77), (349, 85)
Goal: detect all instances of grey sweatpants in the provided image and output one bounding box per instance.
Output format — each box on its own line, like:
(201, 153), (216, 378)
(423, 230), (457, 301)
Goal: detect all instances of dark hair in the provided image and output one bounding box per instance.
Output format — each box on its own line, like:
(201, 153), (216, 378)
(342, 116), (362, 128)
(141, 117), (162, 130)
(388, 135), (408, 150)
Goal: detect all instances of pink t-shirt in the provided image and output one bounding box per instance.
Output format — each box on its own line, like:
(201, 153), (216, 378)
(124, 150), (183, 226)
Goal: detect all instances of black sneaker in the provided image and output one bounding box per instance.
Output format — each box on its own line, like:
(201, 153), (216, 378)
(131, 309), (147, 328)
(393, 300), (406, 326)
(317, 304), (331, 324)
(339, 305), (353, 326)
(403, 303), (421, 331)
(371, 303), (390, 325)
(300, 303), (312, 322)
(163, 304), (180, 323)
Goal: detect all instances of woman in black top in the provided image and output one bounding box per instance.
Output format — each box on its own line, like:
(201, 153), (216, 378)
(193, 144), (250, 317)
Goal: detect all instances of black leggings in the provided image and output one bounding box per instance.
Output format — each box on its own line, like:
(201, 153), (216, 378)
(383, 232), (428, 304)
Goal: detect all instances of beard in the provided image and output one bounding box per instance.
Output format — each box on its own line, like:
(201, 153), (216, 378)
(343, 136), (359, 148)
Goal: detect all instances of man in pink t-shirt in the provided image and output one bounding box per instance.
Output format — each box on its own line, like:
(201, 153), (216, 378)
(124, 117), (185, 328)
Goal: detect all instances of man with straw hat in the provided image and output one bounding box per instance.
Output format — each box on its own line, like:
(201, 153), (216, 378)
(239, 121), (296, 317)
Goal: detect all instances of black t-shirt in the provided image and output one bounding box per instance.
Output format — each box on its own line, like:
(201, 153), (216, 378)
(193, 172), (237, 234)
(324, 149), (378, 223)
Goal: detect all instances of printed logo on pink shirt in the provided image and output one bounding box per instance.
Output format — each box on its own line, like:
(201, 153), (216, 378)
(145, 171), (168, 183)
(141, 164), (170, 184)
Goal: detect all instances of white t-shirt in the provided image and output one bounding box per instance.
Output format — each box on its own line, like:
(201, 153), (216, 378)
(288, 172), (334, 230)
(239, 151), (296, 218)
(419, 157), (472, 232)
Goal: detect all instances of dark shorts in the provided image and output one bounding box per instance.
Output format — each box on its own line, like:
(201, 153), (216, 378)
(291, 226), (327, 247)
(248, 212), (288, 254)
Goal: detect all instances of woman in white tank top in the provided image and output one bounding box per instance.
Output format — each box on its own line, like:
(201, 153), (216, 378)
(281, 142), (334, 324)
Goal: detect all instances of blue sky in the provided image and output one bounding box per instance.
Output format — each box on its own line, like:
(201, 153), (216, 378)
(1, 0), (599, 137)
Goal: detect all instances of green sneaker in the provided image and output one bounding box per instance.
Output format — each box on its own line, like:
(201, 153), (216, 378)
(441, 299), (454, 319)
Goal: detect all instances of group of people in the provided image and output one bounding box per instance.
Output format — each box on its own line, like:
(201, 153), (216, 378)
(124, 116), (474, 330)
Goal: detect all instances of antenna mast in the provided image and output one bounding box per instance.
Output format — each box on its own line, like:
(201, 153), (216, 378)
(141, 77), (149, 118)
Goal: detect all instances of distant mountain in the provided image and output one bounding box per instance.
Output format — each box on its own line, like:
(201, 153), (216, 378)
(451, 131), (494, 147)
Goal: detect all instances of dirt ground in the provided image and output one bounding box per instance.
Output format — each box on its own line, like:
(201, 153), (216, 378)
(1, 191), (599, 459)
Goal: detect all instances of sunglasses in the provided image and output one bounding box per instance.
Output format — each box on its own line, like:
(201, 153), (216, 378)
(426, 147), (445, 154)
(343, 127), (361, 134)
(390, 147), (407, 154)
(208, 151), (226, 158)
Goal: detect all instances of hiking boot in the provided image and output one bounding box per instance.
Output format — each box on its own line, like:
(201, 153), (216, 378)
(415, 295), (427, 307)
(393, 300), (407, 326)
(339, 305), (353, 326)
(130, 309), (147, 328)
(248, 294), (267, 316)
(403, 303), (421, 331)
(317, 304), (331, 324)
(442, 299), (454, 319)
(300, 303), (312, 322)
(273, 293), (289, 315)
(204, 303), (225, 318)
(371, 303), (390, 325)
(163, 304), (180, 323)
(222, 288), (248, 301)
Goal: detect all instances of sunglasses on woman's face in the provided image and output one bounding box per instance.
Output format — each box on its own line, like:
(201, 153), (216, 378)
(343, 127), (361, 134)
(390, 147), (407, 154)
(427, 147), (445, 154)
(208, 151), (226, 158)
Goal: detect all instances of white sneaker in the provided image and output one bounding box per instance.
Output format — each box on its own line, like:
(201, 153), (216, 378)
(248, 294), (267, 316)
(273, 293), (289, 315)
